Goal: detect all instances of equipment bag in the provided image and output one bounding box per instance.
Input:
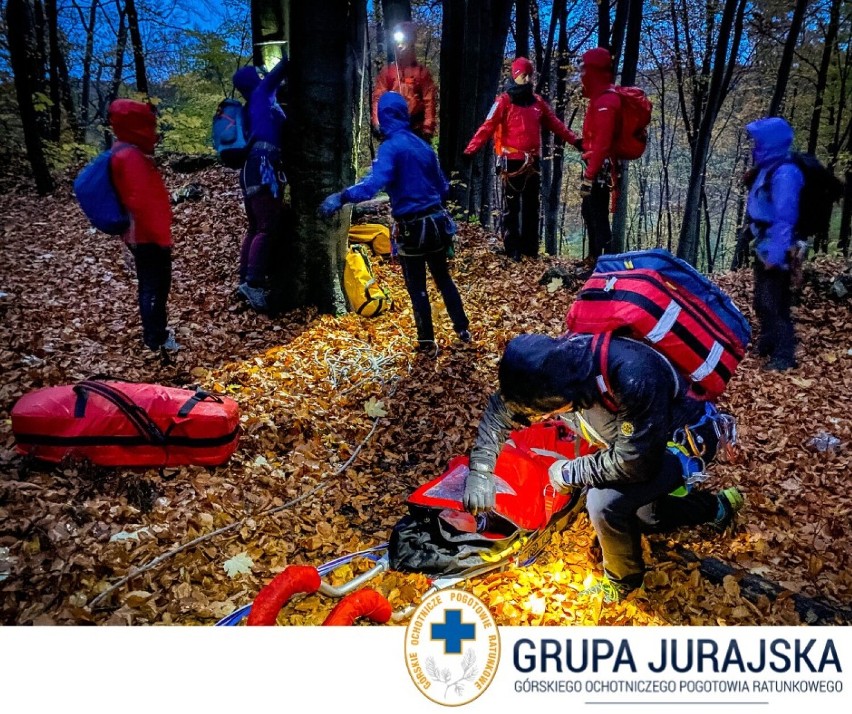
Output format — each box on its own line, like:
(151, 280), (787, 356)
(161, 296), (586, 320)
(767, 153), (844, 238)
(609, 86), (652, 161)
(212, 98), (251, 169)
(348, 223), (392, 256)
(389, 420), (595, 576)
(566, 248), (751, 402)
(73, 146), (131, 235)
(12, 378), (240, 467)
(344, 244), (392, 317)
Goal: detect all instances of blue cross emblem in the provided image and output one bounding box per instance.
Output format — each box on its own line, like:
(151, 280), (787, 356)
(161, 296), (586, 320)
(431, 609), (476, 654)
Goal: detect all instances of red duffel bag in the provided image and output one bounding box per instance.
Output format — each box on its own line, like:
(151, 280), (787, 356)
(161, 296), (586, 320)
(11, 378), (240, 467)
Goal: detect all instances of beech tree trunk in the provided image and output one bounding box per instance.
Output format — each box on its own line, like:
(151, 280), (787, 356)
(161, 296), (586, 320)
(5, 0), (54, 194)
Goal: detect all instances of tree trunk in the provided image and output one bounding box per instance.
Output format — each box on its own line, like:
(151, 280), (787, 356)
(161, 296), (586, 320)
(515, 0), (530, 58)
(46, 0), (81, 143)
(806, 0), (839, 154)
(124, 0), (149, 96)
(444, 0), (513, 223)
(609, 0), (628, 64)
(75, 0), (99, 131)
(610, 0), (642, 254)
(597, 0), (610, 48)
(286, 0), (360, 313)
(5, 0), (54, 194)
(251, 0), (288, 68)
(676, 0), (746, 266)
(767, 0), (809, 116)
(543, 1), (568, 254)
(45, 0), (61, 141)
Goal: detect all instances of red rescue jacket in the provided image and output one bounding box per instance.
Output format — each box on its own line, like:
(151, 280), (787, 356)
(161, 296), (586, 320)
(372, 63), (437, 138)
(580, 64), (621, 181)
(108, 99), (172, 248)
(464, 90), (577, 160)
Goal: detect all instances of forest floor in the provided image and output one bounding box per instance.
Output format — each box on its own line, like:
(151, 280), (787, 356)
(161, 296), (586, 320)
(1, 163), (851, 627)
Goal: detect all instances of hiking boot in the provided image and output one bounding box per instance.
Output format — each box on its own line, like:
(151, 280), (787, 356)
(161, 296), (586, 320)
(711, 487), (744, 532)
(456, 329), (472, 343)
(238, 283), (268, 312)
(765, 356), (797, 371)
(415, 340), (440, 358)
(574, 574), (637, 604)
(160, 330), (181, 353)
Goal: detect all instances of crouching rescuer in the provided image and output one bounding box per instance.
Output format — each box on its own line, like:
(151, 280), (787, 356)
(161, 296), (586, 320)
(462, 333), (743, 602)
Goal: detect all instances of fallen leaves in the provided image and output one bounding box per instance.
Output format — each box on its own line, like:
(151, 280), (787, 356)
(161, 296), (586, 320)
(1, 166), (851, 627)
(223, 552), (254, 578)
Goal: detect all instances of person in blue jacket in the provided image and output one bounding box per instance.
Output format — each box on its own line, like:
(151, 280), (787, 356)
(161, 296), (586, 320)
(745, 117), (804, 371)
(319, 92), (470, 354)
(232, 55), (289, 312)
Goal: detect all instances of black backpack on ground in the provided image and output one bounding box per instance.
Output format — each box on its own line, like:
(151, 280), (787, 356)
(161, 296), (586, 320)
(768, 153), (844, 238)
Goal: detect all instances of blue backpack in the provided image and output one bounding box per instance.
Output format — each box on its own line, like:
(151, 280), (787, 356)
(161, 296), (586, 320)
(212, 98), (251, 169)
(73, 147), (131, 235)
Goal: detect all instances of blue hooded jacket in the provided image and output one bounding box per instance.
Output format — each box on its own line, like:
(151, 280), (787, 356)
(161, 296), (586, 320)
(233, 57), (288, 148)
(745, 117), (804, 269)
(342, 92), (448, 219)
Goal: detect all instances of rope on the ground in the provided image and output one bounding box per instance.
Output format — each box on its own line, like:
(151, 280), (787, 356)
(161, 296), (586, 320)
(90, 337), (414, 611)
(322, 334), (412, 394)
(88, 417), (382, 611)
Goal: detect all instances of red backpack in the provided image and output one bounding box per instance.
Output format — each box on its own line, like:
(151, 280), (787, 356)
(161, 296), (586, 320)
(609, 86), (652, 161)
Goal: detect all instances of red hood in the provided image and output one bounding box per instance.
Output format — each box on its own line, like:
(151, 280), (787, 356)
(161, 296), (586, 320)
(581, 48), (614, 99)
(109, 99), (158, 153)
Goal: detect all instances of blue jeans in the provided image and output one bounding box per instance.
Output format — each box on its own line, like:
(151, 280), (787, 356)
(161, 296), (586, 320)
(586, 446), (719, 586)
(131, 244), (171, 351)
(398, 251), (469, 342)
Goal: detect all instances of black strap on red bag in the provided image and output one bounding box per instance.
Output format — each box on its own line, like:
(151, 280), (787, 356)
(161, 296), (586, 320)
(73, 380), (165, 444)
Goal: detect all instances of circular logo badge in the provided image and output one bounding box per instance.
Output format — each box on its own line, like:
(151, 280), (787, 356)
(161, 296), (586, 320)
(620, 420), (635, 437)
(404, 589), (501, 706)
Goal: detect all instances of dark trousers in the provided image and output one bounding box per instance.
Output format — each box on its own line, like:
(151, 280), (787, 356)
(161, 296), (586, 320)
(503, 158), (541, 258)
(240, 188), (282, 286)
(753, 260), (796, 363)
(585, 435), (719, 586)
(131, 244), (171, 351)
(399, 251), (469, 343)
(581, 181), (612, 260)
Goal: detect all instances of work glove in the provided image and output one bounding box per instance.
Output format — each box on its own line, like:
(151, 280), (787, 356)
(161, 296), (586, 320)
(462, 467), (496, 514)
(318, 192), (344, 218)
(547, 459), (576, 493)
(579, 178), (594, 198)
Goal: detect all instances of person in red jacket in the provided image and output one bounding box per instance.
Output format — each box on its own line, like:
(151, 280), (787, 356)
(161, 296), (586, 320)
(575, 47), (621, 262)
(371, 21), (436, 142)
(464, 57), (580, 261)
(108, 99), (178, 353)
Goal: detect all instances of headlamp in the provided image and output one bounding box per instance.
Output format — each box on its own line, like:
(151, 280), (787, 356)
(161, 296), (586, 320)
(393, 31), (406, 44)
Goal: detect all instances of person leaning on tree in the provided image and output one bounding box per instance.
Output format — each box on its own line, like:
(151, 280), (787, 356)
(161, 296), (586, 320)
(461, 333), (744, 602)
(319, 92), (470, 356)
(371, 21), (437, 143)
(744, 117), (804, 372)
(464, 57), (581, 262)
(231, 54), (289, 313)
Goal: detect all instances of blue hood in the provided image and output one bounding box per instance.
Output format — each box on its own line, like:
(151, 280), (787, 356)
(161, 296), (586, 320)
(747, 117), (794, 167)
(233, 66), (261, 100)
(378, 92), (411, 135)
